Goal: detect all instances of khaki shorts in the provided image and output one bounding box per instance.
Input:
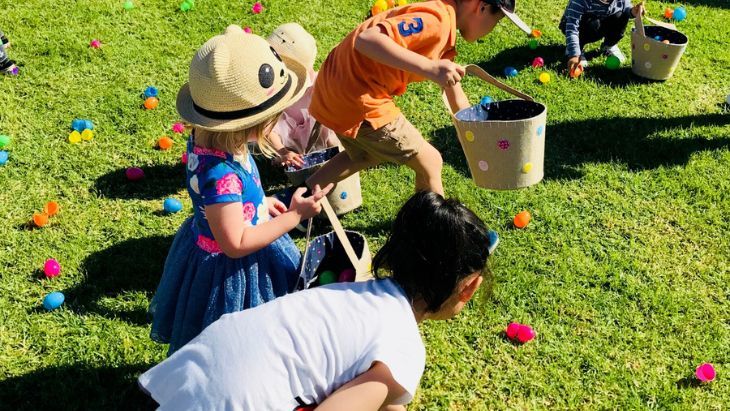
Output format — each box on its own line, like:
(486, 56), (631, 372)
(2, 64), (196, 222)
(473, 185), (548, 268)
(339, 115), (424, 165)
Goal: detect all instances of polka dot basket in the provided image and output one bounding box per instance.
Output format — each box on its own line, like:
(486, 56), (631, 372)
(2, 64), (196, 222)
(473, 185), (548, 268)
(447, 65), (547, 190)
(631, 15), (688, 81)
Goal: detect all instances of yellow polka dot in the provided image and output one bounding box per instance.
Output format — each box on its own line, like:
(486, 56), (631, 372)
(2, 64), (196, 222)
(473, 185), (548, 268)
(465, 130), (475, 142)
(522, 162), (533, 173)
(643, 43), (650, 51)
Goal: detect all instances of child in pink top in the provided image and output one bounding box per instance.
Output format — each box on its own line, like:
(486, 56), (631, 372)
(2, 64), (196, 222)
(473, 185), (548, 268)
(267, 23), (339, 169)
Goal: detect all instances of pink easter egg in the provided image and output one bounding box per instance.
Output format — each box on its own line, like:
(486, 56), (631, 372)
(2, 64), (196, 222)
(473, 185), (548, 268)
(338, 268), (356, 283)
(243, 26), (253, 34)
(44, 259), (61, 278)
(696, 363), (716, 382)
(532, 57), (544, 68)
(181, 152), (188, 164)
(516, 325), (536, 343)
(90, 39), (101, 49)
(172, 122), (185, 134)
(252, 2), (263, 14)
(506, 322), (520, 339)
(125, 167), (145, 182)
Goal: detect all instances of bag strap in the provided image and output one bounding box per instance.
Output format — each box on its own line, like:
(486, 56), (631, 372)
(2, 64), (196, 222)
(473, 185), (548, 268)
(298, 217), (316, 282)
(634, 14), (646, 38)
(320, 196), (365, 274)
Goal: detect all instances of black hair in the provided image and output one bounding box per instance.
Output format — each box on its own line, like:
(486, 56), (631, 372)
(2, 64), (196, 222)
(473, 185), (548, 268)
(373, 191), (492, 312)
(479, 0), (503, 15)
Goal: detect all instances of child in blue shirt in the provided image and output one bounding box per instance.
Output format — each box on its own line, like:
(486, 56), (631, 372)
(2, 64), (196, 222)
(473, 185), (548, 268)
(560, 0), (644, 72)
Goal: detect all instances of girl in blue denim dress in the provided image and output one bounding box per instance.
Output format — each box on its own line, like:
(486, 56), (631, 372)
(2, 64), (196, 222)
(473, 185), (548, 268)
(149, 26), (331, 355)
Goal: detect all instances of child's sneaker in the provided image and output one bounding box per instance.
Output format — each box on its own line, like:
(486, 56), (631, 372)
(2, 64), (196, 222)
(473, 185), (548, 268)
(601, 45), (626, 64)
(579, 54), (589, 68)
(1, 34), (9, 49)
(0, 60), (18, 76)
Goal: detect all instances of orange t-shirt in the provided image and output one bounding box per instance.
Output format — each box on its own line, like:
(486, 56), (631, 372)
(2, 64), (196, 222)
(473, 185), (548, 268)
(309, 0), (457, 138)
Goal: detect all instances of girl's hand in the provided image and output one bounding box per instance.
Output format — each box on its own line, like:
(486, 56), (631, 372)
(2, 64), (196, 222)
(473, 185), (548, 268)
(278, 149), (305, 169)
(567, 56), (581, 73)
(289, 184), (334, 220)
(266, 196), (288, 217)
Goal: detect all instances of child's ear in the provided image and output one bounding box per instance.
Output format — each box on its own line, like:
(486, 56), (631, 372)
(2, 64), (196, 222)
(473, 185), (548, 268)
(459, 273), (483, 303)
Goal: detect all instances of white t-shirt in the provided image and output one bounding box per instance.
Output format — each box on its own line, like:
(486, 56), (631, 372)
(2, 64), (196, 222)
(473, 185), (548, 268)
(138, 279), (425, 410)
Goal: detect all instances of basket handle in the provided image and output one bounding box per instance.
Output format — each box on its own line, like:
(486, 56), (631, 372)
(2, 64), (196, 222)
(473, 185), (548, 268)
(465, 64), (535, 102)
(635, 14), (677, 38)
(298, 196), (366, 282)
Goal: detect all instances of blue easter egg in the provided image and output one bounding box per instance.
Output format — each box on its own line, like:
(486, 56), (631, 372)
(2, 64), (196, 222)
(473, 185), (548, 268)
(673, 7), (686, 22)
(43, 291), (65, 310)
(480, 96), (493, 106)
(0, 151), (8, 166)
(504, 67), (518, 77)
(340, 191), (347, 200)
(144, 86), (159, 98)
(84, 119), (94, 131)
(72, 119), (85, 132)
(163, 198), (183, 213)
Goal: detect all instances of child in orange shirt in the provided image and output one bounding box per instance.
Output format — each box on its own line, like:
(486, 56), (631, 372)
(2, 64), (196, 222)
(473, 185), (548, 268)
(307, 0), (531, 195)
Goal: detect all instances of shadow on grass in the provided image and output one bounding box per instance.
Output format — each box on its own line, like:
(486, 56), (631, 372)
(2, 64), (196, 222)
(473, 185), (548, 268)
(0, 363), (156, 411)
(61, 235), (173, 325)
(684, 0), (730, 8)
(93, 164), (186, 200)
(431, 113), (730, 182)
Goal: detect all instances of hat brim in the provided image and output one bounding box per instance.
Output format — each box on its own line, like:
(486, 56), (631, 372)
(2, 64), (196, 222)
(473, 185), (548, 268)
(501, 8), (532, 35)
(176, 55), (308, 132)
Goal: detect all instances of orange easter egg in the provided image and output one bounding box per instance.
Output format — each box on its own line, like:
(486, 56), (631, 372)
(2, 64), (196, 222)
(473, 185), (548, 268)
(158, 136), (174, 150)
(513, 211), (531, 229)
(33, 212), (49, 227)
(144, 97), (159, 110)
(44, 201), (59, 217)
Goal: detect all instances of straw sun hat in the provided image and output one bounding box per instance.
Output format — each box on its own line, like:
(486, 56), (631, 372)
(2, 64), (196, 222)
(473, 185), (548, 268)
(267, 23), (317, 70)
(176, 25), (307, 132)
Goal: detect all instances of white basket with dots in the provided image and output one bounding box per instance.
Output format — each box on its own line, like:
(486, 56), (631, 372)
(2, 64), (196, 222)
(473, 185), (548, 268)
(631, 15), (688, 81)
(445, 65), (547, 190)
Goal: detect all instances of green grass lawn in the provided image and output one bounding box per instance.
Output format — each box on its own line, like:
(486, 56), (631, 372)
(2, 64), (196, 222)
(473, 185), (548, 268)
(1, 0), (729, 409)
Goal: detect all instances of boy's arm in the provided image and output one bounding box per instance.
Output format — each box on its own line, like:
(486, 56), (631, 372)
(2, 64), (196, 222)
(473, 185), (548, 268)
(315, 361), (408, 411)
(355, 26), (464, 88)
(563, 0), (587, 59)
(443, 82), (470, 114)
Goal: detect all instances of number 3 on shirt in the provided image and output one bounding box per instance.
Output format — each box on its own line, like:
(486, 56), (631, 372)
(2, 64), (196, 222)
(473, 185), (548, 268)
(398, 17), (424, 37)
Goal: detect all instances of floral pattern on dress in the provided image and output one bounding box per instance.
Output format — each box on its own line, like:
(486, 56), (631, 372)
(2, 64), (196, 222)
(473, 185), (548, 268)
(216, 173), (243, 195)
(196, 234), (222, 254)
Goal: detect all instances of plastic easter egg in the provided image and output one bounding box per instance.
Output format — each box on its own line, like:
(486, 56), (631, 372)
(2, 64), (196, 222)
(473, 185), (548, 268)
(396, 0), (408, 5)
(33, 212), (49, 227)
(81, 129), (94, 141)
(513, 210), (531, 229)
(319, 270), (337, 285)
(506, 322), (520, 339)
(516, 325), (536, 343)
(180, 1), (191, 11)
(163, 198), (183, 214)
(654, 35), (662, 41)
(243, 27), (252, 34)
(528, 39), (538, 50)
(68, 131), (82, 144)
(144, 97), (159, 110)
(531, 29), (542, 39)
(84, 119), (94, 131)
(0, 134), (11, 148)
(123, 0), (134, 10)
(90, 39), (101, 48)
(126, 167), (145, 181)
(605, 55), (621, 70)
(570, 64), (584, 78)
(338, 268), (356, 283)
(695, 363), (716, 383)
(504, 66), (518, 77)
(480, 96), (493, 106)
(662, 39), (670, 44)
(673, 7), (686, 22)
(158, 136), (174, 150)
(43, 291), (65, 310)
(663, 8), (673, 19)
(172, 122), (185, 134)
(44, 201), (59, 217)
(144, 86), (158, 98)
(0, 151), (7, 166)
(252, 2), (263, 14)
(44, 259), (61, 278)
(538, 72), (551, 84)
(71, 119), (85, 132)
(532, 57), (544, 68)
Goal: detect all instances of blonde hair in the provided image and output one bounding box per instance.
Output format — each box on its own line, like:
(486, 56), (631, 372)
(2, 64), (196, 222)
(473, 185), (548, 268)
(193, 114), (281, 159)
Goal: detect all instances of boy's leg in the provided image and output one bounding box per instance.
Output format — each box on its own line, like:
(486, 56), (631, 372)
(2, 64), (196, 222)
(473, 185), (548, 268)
(405, 142), (443, 196)
(577, 15), (606, 48)
(600, 10), (632, 48)
(306, 149), (379, 189)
